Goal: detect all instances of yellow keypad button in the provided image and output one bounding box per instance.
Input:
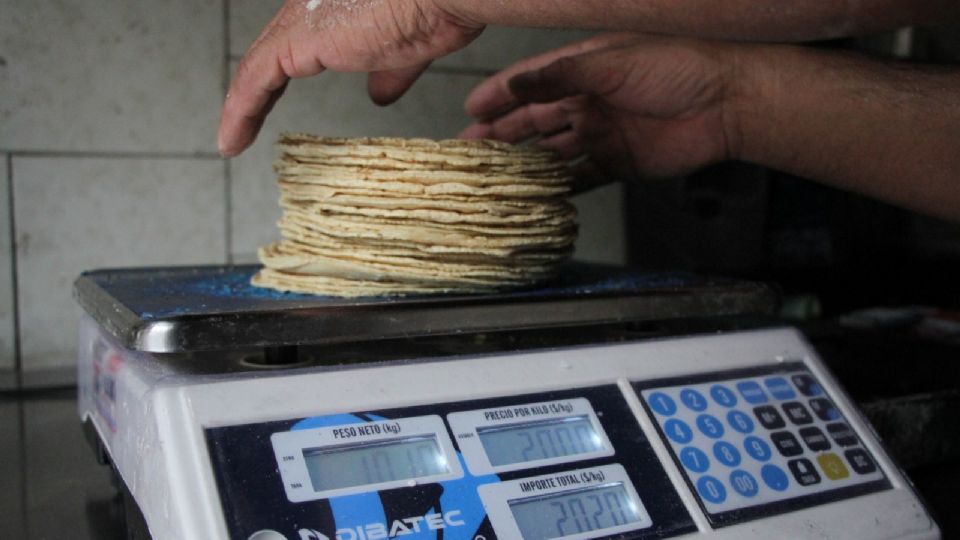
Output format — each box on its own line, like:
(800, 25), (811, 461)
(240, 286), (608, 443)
(817, 453), (850, 480)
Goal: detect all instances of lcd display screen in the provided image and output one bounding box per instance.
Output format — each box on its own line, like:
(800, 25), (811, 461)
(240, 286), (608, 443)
(477, 415), (605, 467)
(302, 435), (449, 493)
(509, 483), (641, 540)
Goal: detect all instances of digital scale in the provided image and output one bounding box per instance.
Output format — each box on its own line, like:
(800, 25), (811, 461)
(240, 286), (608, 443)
(74, 265), (939, 540)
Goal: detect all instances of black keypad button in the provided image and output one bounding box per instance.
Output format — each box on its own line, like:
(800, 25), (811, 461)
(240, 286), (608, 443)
(845, 448), (877, 474)
(791, 374), (824, 397)
(809, 398), (841, 422)
(799, 426), (831, 452)
(771, 431), (804, 457)
(782, 401), (814, 425)
(753, 405), (786, 429)
(826, 422), (858, 447)
(788, 458), (821, 486)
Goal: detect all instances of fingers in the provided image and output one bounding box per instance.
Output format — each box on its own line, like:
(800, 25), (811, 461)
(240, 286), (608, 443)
(218, 11), (326, 156)
(460, 101), (573, 142)
(464, 33), (639, 120)
(368, 62), (432, 106)
(508, 48), (629, 105)
(535, 129), (583, 160)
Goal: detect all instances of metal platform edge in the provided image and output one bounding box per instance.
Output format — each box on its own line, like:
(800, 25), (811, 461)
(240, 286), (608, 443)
(73, 273), (780, 354)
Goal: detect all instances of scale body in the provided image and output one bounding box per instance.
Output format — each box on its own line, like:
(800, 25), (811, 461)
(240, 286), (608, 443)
(74, 266), (938, 540)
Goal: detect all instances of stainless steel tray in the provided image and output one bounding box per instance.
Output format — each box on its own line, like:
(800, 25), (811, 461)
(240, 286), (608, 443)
(73, 264), (778, 353)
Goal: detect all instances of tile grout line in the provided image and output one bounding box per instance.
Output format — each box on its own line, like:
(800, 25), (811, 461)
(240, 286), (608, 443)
(7, 153), (23, 391)
(2, 150), (223, 160)
(223, 0), (234, 264)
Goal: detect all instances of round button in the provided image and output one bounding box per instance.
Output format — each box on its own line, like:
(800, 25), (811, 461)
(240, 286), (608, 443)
(680, 446), (710, 473)
(696, 414), (725, 439)
(729, 470), (759, 497)
(713, 441), (741, 467)
(761, 464), (790, 491)
(680, 388), (708, 412)
(248, 531), (288, 540)
(727, 410), (754, 434)
(710, 385), (738, 407)
(743, 436), (772, 462)
(664, 418), (693, 444)
(649, 392), (677, 416)
(697, 475), (727, 504)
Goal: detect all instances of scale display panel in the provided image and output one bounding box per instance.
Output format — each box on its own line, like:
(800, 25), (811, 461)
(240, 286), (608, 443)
(636, 363), (891, 528)
(205, 386), (697, 540)
(270, 415), (462, 502)
(480, 464), (652, 540)
(448, 397), (614, 475)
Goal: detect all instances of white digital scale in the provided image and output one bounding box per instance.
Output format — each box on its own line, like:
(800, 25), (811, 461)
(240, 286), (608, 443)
(74, 265), (939, 540)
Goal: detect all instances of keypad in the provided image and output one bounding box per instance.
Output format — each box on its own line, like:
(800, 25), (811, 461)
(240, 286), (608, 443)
(640, 368), (886, 517)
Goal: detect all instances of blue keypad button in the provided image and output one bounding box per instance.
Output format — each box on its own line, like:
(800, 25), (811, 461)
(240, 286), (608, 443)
(761, 464), (790, 491)
(680, 446), (710, 473)
(736, 381), (769, 404)
(791, 374), (824, 397)
(710, 385), (738, 408)
(680, 388), (708, 412)
(743, 436), (772, 462)
(697, 475), (728, 504)
(696, 414), (725, 439)
(729, 469), (760, 497)
(648, 392), (677, 416)
(664, 419), (693, 444)
(713, 441), (741, 467)
(764, 377), (796, 400)
(727, 410), (754, 434)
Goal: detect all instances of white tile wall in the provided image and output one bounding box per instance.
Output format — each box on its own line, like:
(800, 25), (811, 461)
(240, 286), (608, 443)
(229, 0), (285, 57)
(571, 183), (628, 264)
(13, 158), (226, 372)
(229, 68), (486, 261)
(0, 0), (223, 153)
(0, 156), (13, 376)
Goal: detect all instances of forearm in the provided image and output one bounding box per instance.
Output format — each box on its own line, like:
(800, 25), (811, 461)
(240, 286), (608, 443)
(730, 45), (960, 220)
(439, 0), (958, 42)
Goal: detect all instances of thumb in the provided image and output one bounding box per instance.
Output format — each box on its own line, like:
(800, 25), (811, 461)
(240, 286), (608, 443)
(507, 49), (629, 103)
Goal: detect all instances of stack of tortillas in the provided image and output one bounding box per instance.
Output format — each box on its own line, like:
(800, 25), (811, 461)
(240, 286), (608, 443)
(252, 133), (578, 297)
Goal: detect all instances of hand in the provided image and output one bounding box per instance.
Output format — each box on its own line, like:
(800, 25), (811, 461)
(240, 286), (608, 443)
(460, 34), (741, 184)
(219, 0), (484, 156)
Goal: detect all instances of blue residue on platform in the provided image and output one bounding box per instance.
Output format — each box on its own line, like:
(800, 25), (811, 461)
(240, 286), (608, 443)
(85, 264), (713, 321)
